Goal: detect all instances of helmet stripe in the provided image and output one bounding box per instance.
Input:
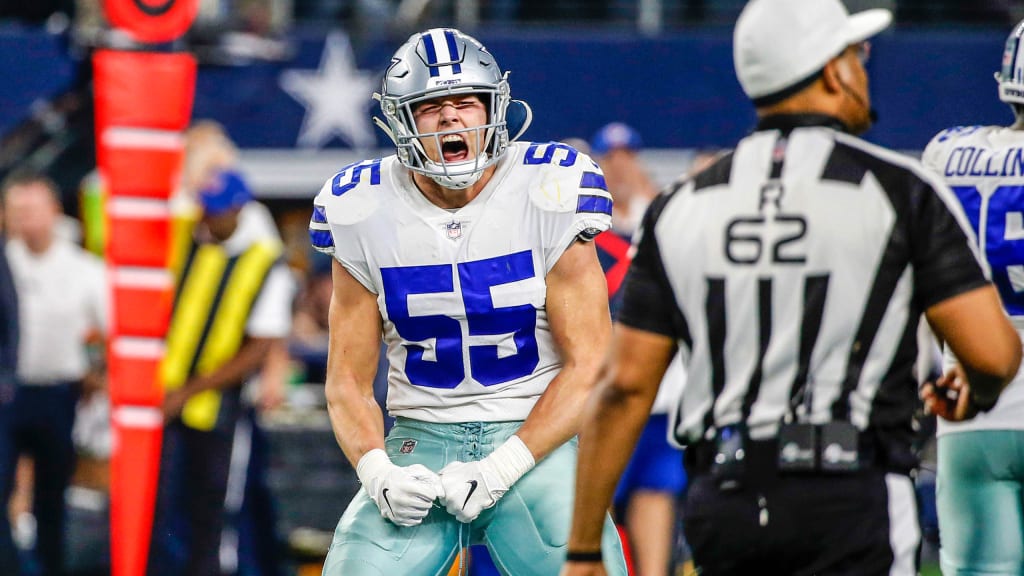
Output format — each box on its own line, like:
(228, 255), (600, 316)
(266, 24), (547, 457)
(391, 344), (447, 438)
(1009, 35), (1022, 84)
(421, 33), (440, 77)
(444, 29), (462, 75)
(1016, 37), (1024, 84)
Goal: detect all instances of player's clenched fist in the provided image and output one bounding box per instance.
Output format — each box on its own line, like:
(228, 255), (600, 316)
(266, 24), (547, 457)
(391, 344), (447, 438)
(439, 460), (506, 523)
(356, 449), (443, 527)
(440, 435), (535, 523)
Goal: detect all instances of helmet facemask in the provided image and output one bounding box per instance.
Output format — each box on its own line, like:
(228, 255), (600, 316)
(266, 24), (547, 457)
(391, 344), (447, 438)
(373, 29), (514, 190)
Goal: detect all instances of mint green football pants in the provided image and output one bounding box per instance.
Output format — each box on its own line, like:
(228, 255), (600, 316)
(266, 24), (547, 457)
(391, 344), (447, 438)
(322, 418), (628, 576)
(937, 430), (1024, 575)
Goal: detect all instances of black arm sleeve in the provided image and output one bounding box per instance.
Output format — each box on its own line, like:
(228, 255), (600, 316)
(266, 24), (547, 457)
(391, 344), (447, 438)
(617, 192), (691, 346)
(909, 177), (989, 310)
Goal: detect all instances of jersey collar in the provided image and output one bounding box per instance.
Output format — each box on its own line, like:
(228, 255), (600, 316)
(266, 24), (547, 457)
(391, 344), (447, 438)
(755, 113), (848, 134)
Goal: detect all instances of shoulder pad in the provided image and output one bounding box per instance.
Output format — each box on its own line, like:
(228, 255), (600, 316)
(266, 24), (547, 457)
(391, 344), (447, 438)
(923, 127), (984, 171)
(931, 125), (984, 145)
(314, 157), (387, 226)
(520, 142), (610, 215)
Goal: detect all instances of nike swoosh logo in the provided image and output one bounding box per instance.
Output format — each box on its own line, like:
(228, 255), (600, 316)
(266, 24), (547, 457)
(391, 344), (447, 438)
(462, 480), (478, 510)
(382, 488), (394, 515)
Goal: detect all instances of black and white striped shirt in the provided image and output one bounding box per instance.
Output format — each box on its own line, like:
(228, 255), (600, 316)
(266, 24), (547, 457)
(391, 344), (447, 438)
(619, 114), (989, 449)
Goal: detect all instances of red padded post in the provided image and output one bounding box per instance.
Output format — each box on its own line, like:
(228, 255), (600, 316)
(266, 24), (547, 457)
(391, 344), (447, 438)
(94, 19), (196, 575)
(102, 0), (199, 44)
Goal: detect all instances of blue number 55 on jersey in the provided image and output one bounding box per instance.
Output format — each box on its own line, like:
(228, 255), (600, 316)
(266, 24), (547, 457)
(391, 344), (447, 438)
(381, 250), (540, 389)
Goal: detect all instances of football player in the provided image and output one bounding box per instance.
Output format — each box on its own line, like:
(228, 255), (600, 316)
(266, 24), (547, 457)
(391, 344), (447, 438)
(309, 28), (628, 576)
(921, 18), (1024, 576)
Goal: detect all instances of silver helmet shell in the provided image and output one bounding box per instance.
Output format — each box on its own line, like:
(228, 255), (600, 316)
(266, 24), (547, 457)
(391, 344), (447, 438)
(997, 20), (1024, 105)
(375, 29), (511, 190)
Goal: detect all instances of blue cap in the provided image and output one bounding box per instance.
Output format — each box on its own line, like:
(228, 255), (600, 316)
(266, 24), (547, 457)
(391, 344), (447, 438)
(198, 170), (252, 216)
(590, 122), (643, 155)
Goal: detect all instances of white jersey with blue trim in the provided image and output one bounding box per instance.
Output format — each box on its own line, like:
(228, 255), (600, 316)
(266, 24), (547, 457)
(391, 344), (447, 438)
(309, 141), (612, 423)
(923, 124), (1024, 434)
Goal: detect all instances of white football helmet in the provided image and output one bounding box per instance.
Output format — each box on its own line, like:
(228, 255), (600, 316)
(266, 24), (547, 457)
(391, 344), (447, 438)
(997, 19), (1024, 106)
(375, 29), (526, 190)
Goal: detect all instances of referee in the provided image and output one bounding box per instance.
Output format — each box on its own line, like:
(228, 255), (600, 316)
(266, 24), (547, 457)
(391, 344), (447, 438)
(562, 0), (1022, 575)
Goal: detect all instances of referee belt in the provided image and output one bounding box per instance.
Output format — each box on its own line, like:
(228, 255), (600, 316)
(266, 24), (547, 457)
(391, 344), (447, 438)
(685, 429), (915, 478)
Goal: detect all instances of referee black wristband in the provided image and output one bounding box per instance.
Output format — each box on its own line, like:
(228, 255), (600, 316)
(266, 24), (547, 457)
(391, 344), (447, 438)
(565, 550), (602, 563)
(969, 389), (1000, 413)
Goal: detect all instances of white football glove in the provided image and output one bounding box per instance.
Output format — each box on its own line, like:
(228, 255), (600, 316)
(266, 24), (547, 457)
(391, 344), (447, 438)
(440, 435), (535, 523)
(356, 449), (443, 527)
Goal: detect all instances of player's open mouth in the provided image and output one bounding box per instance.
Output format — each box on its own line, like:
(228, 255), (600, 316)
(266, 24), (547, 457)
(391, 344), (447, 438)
(441, 134), (470, 162)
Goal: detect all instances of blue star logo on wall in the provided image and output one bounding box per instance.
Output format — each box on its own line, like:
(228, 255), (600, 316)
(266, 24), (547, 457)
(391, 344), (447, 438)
(279, 32), (377, 150)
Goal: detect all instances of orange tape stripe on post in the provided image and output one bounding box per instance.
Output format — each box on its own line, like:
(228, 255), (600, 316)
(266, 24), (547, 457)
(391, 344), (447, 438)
(98, 129), (185, 200)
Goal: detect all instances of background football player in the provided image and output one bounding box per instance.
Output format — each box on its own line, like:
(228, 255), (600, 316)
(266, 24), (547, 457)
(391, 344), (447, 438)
(309, 28), (628, 576)
(921, 18), (1024, 576)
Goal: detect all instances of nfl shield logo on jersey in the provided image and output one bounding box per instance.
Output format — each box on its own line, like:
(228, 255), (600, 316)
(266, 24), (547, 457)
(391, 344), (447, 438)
(400, 439), (417, 454)
(444, 220), (463, 240)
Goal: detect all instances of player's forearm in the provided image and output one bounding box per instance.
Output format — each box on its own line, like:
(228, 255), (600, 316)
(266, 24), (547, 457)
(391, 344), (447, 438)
(523, 240), (612, 462)
(569, 377), (654, 549)
(324, 264), (388, 467)
(928, 284), (1022, 404)
(326, 374), (387, 468)
(516, 358), (603, 462)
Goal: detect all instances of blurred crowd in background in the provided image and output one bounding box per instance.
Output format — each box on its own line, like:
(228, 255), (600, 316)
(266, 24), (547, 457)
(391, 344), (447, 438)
(0, 0), (1022, 40)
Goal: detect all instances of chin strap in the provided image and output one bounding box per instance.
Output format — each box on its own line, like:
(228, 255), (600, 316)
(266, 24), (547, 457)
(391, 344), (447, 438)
(423, 154), (489, 190)
(373, 116), (396, 143)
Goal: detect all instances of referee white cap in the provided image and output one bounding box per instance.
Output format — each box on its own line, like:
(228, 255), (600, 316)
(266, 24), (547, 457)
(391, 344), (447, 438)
(734, 0), (892, 106)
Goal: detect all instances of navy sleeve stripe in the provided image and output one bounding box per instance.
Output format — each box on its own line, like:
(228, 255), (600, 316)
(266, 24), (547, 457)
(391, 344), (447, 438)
(312, 205), (328, 224)
(580, 171), (607, 190)
(577, 194), (613, 216)
(309, 229), (334, 249)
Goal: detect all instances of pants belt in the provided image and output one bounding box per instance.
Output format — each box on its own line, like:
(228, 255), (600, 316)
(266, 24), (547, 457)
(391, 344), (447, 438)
(684, 429), (914, 478)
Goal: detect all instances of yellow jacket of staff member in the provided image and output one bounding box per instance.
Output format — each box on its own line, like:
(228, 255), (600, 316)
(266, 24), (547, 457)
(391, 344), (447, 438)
(159, 170), (283, 431)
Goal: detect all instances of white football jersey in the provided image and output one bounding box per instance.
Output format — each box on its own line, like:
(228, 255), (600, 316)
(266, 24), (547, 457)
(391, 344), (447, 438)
(923, 124), (1024, 434)
(310, 142), (612, 423)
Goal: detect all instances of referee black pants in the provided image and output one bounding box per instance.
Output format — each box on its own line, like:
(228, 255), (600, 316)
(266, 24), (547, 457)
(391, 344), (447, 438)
(683, 445), (920, 575)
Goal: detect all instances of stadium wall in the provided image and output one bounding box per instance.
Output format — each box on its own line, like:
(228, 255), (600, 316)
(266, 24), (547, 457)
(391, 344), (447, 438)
(0, 25), (1009, 197)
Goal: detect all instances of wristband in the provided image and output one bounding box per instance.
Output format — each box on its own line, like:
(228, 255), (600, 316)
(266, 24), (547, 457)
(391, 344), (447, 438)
(355, 448), (391, 486)
(488, 435), (536, 487)
(969, 389), (1000, 413)
(565, 550), (602, 563)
